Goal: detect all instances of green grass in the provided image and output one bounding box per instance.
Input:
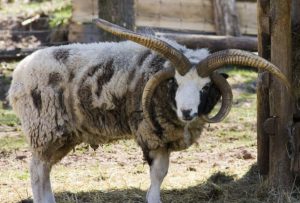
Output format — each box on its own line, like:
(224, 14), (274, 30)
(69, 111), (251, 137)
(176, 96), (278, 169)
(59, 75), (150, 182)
(0, 134), (26, 151)
(0, 0), (71, 18)
(0, 61), (17, 77)
(0, 109), (20, 127)
(49, 3), (72, 28)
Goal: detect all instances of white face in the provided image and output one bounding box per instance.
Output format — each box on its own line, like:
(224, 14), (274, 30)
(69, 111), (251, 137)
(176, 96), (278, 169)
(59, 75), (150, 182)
(175, 68), (210, 122)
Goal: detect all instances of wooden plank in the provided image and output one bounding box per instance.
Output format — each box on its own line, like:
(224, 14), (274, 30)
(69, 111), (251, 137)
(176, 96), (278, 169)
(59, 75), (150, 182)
(68, 22), (102, 43)
(156, 33), (257, 51)
(269, 0), (293, 189)
(72, 0), (99, 23)
(135, 0), (257, 35)
(213, 0), (241, 36)
(257, 0), (271, 176)
(237, 2), (257, 35)
(135, 0), (215, 33)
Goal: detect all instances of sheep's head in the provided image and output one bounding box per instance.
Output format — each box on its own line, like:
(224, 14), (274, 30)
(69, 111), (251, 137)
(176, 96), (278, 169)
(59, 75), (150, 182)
(94, 19), (291, 128)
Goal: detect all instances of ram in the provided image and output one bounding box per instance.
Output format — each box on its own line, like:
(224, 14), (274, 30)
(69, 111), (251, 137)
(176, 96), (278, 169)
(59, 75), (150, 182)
(8, 19), (290, 203)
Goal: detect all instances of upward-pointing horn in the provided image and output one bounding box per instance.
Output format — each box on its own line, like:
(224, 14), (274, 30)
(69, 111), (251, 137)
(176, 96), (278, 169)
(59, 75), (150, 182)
(93, 18), (191, 75)
(196, 49), (292, 91)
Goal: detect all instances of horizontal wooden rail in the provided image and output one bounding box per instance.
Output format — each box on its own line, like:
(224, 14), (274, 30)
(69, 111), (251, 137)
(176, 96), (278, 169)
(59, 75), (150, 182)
(156, 32), (258, 52)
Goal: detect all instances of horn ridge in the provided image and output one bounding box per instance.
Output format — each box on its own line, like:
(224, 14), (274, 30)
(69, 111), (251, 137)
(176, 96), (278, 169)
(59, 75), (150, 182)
(196, 49), (291, 91)
(93, 18), (191, 75)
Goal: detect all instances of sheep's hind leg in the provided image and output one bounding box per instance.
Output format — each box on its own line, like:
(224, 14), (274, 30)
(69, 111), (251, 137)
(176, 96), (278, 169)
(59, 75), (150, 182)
(146, 147), (170, 203)
(30, 154), (55, 203)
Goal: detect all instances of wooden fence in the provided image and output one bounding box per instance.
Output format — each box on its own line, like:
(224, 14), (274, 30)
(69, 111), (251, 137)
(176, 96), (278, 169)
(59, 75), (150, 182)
(257, 0), (300, 190)
(69, 0), (257, 50)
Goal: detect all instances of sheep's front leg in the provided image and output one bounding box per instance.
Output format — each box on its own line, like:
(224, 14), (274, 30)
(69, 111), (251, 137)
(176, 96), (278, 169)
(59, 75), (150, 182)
(146, 148), (170, 203)
(30, 154), (55, 203)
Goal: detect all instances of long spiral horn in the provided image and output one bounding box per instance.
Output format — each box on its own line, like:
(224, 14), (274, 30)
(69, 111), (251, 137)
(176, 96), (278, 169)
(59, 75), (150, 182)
(93, 18), (191, 75)
(196, 49), (291, 90)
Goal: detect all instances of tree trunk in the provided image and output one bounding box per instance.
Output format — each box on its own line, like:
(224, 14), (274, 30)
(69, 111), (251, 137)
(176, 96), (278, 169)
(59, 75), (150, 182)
(98, 0), (135, 41)
(212, 0), (241, 36)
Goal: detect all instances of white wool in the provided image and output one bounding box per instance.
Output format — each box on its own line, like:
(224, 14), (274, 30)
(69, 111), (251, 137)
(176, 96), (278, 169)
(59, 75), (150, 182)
(8, 37), (214, 203)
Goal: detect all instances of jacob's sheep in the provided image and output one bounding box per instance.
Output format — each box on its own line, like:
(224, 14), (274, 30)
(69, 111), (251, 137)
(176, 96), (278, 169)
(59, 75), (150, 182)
(8, 19), (290, 203)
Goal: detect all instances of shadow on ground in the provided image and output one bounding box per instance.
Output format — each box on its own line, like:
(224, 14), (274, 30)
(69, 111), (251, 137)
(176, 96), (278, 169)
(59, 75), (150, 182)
(19, 164), (276, 203)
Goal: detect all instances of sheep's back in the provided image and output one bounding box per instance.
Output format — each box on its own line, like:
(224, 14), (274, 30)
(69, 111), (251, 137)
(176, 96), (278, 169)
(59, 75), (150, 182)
(8, 42), (160, 153)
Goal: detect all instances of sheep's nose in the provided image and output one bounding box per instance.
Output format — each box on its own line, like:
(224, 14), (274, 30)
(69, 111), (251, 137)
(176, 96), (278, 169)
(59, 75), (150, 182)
(181, 109), (195, 121)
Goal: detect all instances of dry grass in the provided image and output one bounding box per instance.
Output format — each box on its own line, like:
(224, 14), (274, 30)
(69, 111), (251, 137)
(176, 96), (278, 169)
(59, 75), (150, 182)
(0, 68), (299, 203)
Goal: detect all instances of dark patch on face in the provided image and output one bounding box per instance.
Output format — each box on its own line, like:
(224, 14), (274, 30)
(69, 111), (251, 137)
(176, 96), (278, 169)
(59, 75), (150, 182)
(95, 60), (114, 97)
(48, 72), (63, 86)
(31, 87), (42, 112)
(69, 71), (75, 82)
(137, 50), (152, 66)
(198, 73), (228, 115)
(167, 78), (178, 109)
(53, 49), (69, 63)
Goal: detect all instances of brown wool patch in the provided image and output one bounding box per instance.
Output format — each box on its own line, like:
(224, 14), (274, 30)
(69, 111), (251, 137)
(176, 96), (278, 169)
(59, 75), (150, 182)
(53, 49), (70, 63)
(58, 88), (66, 113)
(48, 72), (63, 86)
(150, 55), (166, 72)
(68, 71), (75, 82)
(95, 60), (114, 97)
(31, 88), (42, 111)
(137, 50), (152, 66)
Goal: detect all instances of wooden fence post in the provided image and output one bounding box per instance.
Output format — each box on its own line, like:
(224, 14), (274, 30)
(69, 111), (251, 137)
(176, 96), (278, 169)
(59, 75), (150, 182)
(257, 0), (271, 176)
(257, 0), (295, 190)
(212, 0), (241, 36)
(98, 0), (135, 41)
(268, 0), (293, 189)
(290, 0), (300, 174)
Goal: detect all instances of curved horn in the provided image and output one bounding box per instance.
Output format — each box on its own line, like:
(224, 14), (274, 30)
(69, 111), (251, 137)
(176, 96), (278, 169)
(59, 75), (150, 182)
(93, 18), (191, 75)
(142, 69), (232, 127)
(142, 67), (175, 129)
(200, 73), (233, 123)
(196, 49), (292, 90)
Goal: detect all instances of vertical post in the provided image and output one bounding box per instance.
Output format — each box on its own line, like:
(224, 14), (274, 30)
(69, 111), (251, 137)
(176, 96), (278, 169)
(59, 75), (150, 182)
(212, 0), (241, 36)
(257, 0), (271, 175)
(98, 0), (135, 41)
(292, 0), (300, 116)
(291, 0), (300, 174)
(268, 0), (293, 189)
